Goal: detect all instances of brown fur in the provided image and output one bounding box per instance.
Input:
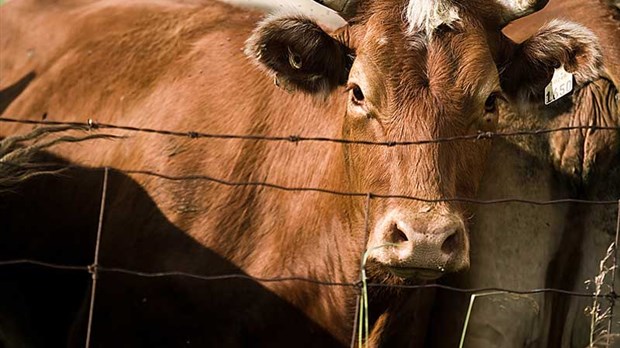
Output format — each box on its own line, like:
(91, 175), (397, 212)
(0, 0), (616, 346)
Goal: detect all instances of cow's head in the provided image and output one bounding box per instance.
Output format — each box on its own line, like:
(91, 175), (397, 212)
(246, 0), (604, 281)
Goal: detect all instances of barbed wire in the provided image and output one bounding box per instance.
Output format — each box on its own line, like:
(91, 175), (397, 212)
(2, 117), (620, 345)
(1, 117), (619, 147)
(1, 258), (615, 299)
(2, 161), (618, 205)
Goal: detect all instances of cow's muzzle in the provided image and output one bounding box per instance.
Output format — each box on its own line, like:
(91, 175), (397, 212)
(366, 210), (469, 279)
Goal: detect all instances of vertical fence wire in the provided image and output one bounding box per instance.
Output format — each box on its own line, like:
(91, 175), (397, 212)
(85, 167), (109, 348)
(350, 193), (372, 348)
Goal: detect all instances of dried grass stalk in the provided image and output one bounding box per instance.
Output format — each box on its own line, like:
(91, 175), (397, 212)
(585, 241), (619, 347)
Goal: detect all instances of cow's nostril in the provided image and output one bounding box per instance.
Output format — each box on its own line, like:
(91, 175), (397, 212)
(441, 230), (460, 255)
(389, 223), (408, 243)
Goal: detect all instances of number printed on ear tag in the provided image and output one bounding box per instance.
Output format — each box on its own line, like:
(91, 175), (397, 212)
(544, 65), (574, 105)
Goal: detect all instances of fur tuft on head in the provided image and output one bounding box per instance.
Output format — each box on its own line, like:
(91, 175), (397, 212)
(404, 0), (461, 36)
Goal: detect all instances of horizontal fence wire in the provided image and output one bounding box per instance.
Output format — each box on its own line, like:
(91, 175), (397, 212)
(0, 259), (89, 272)
(1, 161), (618, 205)
(1, 258), (615, 299)
(1, 117), (619, 146)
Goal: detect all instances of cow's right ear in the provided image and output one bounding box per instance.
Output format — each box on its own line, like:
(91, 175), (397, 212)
(499, 19), (605, 104)
(245, 16), (352, 95)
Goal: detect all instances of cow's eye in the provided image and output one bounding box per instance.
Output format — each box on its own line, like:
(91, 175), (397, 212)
(348, 83), (365, 105)
(484, 93), (499, 113)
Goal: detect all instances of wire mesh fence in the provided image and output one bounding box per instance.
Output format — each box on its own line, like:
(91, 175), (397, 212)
(1, 117), (619, 347)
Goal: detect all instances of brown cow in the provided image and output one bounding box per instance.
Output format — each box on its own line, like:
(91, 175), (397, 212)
(0, 0), (614, 346)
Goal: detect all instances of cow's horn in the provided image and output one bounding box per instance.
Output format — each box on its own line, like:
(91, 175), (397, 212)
(497, 0), (548, 26)
(316, 0), (359, 19)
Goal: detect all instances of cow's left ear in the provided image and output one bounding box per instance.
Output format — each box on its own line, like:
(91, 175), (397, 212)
(245, 16), (352, 95)
(499, 19), (604, 103)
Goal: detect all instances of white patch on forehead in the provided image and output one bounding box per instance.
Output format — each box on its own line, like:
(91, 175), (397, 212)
(405, 0), (460, 36)
(377, 37), (389, 46)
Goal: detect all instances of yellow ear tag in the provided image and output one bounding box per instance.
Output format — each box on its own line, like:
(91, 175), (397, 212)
(544, 65), (573, 105)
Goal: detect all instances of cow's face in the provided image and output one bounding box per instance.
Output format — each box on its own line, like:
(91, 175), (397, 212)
(246, 0), (604, 281)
